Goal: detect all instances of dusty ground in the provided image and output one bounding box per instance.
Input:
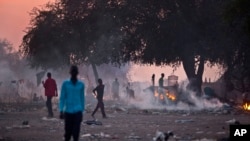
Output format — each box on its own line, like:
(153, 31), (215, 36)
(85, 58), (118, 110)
(0, 100), (250, 141)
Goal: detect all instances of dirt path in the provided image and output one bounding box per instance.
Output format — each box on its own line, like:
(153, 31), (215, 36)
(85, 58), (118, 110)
(0, 102), (250, 141)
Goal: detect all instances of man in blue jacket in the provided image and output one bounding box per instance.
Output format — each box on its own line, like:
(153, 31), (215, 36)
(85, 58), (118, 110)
(59, 65), (85, 141)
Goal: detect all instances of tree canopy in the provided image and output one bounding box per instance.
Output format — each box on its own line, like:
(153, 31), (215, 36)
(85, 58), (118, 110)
(119, 0), (234, 94)
(222, 0), (250, 92)
(20, 0), (124, 69)
(20, 0), (246, 95)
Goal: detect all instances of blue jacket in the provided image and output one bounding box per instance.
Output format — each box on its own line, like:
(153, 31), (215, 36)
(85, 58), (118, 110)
(59, 80), (85, 113)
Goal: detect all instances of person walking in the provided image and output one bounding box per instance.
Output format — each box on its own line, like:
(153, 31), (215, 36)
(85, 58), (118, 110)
(42, 72), (57, 117)
(59, 65), (85, 141)
(91, 78), (107, 119)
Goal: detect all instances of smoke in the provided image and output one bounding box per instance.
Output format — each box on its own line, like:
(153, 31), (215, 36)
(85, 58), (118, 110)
(0, 47), (132, 103)
(0, 60), (37, 102)
(0, 41), (225, 109)
(124, 80), (225, 111)
(0, 51), (226, 111)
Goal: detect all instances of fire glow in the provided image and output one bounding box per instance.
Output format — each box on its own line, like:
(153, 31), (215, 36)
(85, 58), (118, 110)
(154, 90), (176, 101)
(166, 93), (176, 101)
(243, 103), (250, 111)
(154, 91), (159, 97)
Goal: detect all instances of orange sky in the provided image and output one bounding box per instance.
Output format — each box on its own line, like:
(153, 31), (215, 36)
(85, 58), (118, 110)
(0, 0), (54, 50)
(0, 0), (222, 82)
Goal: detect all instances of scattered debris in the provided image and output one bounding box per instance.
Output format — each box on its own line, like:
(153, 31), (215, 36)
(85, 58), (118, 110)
(126, 135), (142, 140)
(5, 120), (31, 130)
(111, 104), (127, 112)
(125, 133), (142, 140)
(81, 133), (92, 138)
(22, 120), (29, 125)
(6, 124), (30, 129)
(225, 118), (236, 124)
(41, 117), (59, 122)
(175, 119), (195, 123)
(216, 131), (226, 135)
(0, 100), (249, 141)
(153, 131), (174, 141)
(81, 132), (111, 139)
(84, 120), (102, 125)
(225, 118), (240, 124)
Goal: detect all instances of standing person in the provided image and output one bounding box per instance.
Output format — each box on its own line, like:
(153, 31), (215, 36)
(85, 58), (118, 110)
(112, 78), (119, 100)
(158, 73), (165, 103)
(151, 74), (155, 94)
(59, 65), (85, 141)
(158, 73), (165, 88)
(92, 78), (107, 119)
(126, 84), (135, 99)
(42, 72), (57, 117)
(152, 74), (155, 86)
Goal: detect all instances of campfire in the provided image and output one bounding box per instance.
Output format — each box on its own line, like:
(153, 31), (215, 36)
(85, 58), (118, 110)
(166, 92), (176, 101)
(154, 90), (176, 101)
(243, 103), (250, 111)
(154, 91), (164, 100)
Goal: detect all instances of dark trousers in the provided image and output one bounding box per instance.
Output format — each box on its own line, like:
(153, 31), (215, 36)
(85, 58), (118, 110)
(46, 97), (53, 117)
(64, 112), (82, 141)
(92, 101), (106, 118)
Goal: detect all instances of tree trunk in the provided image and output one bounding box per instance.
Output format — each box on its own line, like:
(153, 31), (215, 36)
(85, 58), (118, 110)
(182, 55), (204, 97)
(91, 63), (99, 85)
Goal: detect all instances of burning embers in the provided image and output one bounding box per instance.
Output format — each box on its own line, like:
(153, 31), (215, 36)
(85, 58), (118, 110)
(242, 92), (250, 111)
(154, 88), (177, 102)
(243, 103), (250, 111)
(166, 93), (176, 101)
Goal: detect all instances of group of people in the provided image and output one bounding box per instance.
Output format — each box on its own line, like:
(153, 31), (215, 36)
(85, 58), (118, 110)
(42, 66), (164, 141)
(152, 73), (165, 88)
(152, 73), (166, 103)
(42, 65), (106, 141)
(111, 78), (135, 100)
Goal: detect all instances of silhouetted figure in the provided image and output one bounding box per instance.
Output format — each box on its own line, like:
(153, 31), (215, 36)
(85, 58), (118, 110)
(59, 65), (85, 141)
(126, 86), (135, 99)
(151, 74), (156, 94)
(42, 72), (57, 117)
(152, 74), (155, 86)
(158, 73), (165, 88)
(112, 78), (120, 100)
(158, 73), (165, 103)
(92, 79), (107, 119)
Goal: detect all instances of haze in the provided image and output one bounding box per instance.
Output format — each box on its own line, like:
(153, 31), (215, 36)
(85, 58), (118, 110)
(0, 0), (221, 82)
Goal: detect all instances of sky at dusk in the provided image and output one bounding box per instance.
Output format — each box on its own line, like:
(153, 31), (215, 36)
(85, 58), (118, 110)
(0, 0), (54, 50)
(0, 0), (222, 82)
